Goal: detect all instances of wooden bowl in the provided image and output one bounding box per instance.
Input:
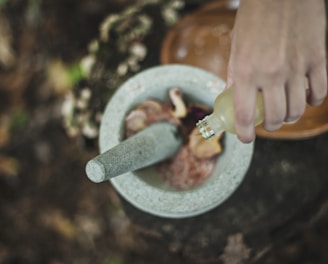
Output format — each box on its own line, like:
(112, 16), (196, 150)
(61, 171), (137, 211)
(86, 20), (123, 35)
(161, 0), (237, 80)
(161, 0), (328, 140)
(255, 99), (328, 139)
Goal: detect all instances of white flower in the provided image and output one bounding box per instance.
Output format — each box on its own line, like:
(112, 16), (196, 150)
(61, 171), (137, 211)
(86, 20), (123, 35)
(80, 55), (95, 77)
(129, 42), (147, 60)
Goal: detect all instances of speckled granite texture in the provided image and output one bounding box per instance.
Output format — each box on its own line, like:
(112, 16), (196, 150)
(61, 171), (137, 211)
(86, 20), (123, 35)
(98, 65), (254, 218)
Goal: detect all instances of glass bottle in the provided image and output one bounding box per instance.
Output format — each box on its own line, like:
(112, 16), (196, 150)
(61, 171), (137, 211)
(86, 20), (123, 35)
(196, 88), (264, 140)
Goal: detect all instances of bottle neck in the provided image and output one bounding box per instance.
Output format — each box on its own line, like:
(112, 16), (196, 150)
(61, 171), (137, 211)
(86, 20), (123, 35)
(196, 113), (224, 140)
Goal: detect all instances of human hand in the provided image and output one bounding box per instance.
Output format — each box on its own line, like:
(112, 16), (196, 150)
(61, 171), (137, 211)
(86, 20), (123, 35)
(227, 0), (327, 143)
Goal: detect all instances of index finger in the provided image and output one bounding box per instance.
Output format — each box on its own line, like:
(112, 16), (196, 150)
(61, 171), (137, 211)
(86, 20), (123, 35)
(233, 79), (258, 143)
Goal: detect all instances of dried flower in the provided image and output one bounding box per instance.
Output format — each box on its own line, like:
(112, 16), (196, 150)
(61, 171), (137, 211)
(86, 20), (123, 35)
(80, 55), (96, 78)
(189, 127), (222, 159)
(125, 110), (148, 135)
(82, 122), (98, 139)
(117, 62), (129, 76)
(162, 0), (185, 26)
(60, 0), (187, 141)
(169, 87), (187, 118)
(129, 42), (147, 60)
(100, 14), (120, 42)
(80, 88), (92, 101)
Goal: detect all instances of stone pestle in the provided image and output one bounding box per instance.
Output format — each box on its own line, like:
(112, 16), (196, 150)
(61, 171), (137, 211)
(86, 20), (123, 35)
(85, 121), (183, 183)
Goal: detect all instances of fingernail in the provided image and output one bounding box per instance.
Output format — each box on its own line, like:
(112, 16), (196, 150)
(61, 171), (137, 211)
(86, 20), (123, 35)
(263, 121), (283, 132)
(237, 126), (255, 143)
(310, 99), (324, 107)
(284, 118), (299, 124)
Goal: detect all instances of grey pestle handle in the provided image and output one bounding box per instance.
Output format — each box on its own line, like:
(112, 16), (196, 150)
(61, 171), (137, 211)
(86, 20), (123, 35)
(85, 122), (183, 183)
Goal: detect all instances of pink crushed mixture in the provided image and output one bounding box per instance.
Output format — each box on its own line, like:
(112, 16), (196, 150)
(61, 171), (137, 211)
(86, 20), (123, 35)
(124, 88), (223, 190)
(156, 145), (217, 190)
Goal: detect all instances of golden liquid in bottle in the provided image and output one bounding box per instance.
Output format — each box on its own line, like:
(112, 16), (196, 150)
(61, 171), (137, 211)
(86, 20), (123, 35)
(213, 88), (264, 133)
(197, 88), (264, 139)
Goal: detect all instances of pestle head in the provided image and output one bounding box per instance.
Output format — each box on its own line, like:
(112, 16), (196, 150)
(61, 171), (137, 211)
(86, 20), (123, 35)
(85, 122), (182, 183)
(86, 159), (106, 183)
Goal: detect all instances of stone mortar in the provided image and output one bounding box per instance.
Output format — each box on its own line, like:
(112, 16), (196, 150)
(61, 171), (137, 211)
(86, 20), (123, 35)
(98, 64), (254, 218)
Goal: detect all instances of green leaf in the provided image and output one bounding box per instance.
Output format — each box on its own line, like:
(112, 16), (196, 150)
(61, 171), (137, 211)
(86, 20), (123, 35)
(67, 63), (86, 85)
(0, 0), (8, 8)
(103, 257), (124, 264)
(10, 109), (29, 131)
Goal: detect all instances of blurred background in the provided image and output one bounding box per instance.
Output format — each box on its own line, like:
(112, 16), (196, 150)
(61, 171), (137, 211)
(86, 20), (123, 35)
(1, 0), (328, 264)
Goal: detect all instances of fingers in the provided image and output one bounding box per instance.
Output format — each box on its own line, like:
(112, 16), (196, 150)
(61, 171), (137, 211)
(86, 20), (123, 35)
(262, 86), (286, 131)
(233, 70), (325, 143)
(233, 78), (287, 142)
(284, 76), (306, 123)
(233, 81), (258, 143)
(307, 63), (328, 106)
